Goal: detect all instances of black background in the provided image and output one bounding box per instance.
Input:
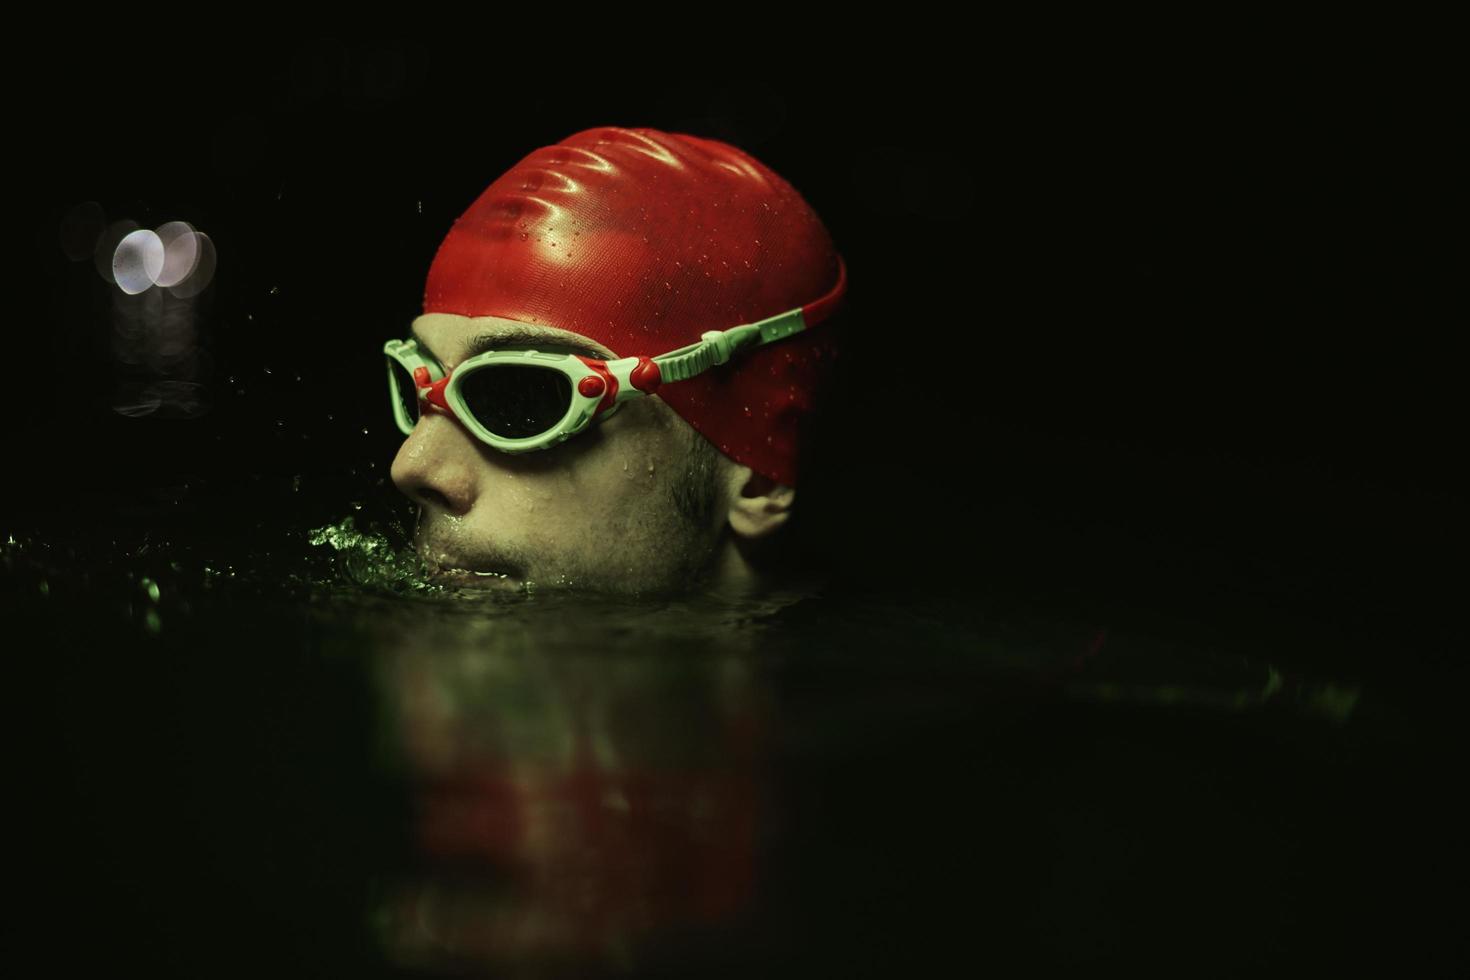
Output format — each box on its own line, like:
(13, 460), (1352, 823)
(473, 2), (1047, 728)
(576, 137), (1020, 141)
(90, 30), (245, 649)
(9, 38), (1464, 974)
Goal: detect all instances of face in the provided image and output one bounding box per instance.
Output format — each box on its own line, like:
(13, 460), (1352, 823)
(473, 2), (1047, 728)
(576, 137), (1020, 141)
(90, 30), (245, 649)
(390, 315), (731, 596)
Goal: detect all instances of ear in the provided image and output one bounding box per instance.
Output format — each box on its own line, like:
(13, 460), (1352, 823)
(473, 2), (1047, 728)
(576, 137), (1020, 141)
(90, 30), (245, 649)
(724, 465), (797, 540)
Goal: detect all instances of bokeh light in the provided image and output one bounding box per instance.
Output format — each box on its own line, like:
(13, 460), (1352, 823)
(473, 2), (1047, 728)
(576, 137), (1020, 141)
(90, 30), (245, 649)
(113, 229), (165, 295)
(155, 220), (201, 288)
(94, 219), (139, 285)
(80, 210), (217, 297)
(168, 231), (216, 297)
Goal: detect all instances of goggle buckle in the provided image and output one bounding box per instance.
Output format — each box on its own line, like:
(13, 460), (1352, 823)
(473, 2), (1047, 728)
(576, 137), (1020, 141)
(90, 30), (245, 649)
(701, 330), (733, 366)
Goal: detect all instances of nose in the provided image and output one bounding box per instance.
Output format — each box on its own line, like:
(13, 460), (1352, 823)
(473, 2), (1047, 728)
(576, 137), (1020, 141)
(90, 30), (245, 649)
(390, 410), (478, 516)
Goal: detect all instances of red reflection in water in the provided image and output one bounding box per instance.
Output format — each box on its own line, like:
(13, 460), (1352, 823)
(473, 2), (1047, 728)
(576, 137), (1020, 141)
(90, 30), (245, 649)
(372, 641), (769, 972)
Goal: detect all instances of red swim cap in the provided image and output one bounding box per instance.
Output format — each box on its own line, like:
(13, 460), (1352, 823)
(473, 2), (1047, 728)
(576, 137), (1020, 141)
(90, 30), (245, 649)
(422, 126), (845, 488)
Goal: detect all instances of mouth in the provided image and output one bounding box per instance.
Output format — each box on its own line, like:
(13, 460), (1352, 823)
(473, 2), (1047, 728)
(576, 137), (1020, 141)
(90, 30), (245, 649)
(416, 544), (524, 590)
(425, 565), (523, 590)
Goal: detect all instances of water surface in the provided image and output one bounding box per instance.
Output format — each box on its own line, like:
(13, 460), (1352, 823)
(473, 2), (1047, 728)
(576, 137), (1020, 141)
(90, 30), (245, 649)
(4, 476), (1440, 976)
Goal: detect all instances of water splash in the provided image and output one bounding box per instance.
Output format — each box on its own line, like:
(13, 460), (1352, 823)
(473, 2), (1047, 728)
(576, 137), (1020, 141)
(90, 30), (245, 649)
(307, 514), (441, 597)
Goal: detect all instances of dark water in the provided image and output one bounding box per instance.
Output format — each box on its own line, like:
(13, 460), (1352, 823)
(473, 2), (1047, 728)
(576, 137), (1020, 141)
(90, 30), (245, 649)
(4, 474), (1451, 977)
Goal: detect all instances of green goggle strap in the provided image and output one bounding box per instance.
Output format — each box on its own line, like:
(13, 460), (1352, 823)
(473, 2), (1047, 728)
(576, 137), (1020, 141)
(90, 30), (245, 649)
(652, 308), (807, 383)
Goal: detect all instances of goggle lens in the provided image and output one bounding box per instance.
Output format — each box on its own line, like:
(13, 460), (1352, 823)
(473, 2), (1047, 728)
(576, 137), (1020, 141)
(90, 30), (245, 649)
(388, 358), (421, 431)
(459, 364), (574, 439)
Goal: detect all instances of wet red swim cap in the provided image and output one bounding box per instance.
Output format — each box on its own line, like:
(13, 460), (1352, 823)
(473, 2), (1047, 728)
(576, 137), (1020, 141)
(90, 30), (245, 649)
(423, 126), (845, 488)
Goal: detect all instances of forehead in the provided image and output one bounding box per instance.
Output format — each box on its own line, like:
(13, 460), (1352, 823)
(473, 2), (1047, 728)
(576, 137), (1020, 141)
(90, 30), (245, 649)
(410, 313), (618, 365)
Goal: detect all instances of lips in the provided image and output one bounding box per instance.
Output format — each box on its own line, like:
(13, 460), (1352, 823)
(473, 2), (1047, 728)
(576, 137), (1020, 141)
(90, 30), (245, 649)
(421, 556), (522, 588)
(427, 566), (522, 590)
(417, 542), (522, 586)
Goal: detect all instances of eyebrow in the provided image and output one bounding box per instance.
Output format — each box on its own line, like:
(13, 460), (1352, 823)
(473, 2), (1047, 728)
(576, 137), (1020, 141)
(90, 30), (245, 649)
(410, 325), (614, 365)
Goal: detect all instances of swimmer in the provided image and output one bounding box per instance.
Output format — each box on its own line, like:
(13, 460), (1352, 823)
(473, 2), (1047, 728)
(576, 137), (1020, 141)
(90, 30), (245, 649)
(384, 127), (847, 597)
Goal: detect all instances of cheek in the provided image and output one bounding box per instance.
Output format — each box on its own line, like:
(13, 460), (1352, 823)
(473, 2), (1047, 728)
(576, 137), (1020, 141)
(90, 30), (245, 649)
(490, 460), (648, 548)
(567, 420), (680, 505)
(496, 408), (690, 548)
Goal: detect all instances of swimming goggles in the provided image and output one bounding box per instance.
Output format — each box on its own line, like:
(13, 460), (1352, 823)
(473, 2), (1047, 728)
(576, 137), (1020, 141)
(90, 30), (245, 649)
(383, 259), (846, 454)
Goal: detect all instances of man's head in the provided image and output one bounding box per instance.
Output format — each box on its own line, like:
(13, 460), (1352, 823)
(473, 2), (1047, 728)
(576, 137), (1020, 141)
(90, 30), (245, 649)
(389, 126), (843, 596)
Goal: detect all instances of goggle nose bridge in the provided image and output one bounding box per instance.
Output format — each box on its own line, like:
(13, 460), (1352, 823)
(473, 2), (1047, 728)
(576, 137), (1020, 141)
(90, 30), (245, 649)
(412, 365), (454, 413)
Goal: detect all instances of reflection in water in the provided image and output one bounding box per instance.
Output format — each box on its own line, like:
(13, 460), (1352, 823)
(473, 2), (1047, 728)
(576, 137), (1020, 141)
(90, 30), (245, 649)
(5, 490), (1419, 976)
(367, 605), (774, 972)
